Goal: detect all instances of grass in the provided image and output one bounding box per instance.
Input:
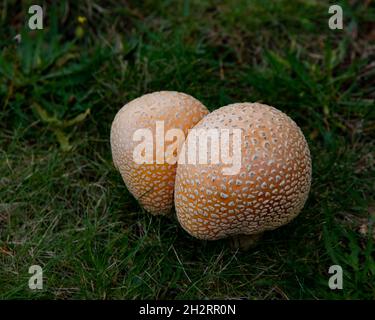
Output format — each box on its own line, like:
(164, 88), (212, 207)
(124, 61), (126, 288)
(0, 0), (374, 299)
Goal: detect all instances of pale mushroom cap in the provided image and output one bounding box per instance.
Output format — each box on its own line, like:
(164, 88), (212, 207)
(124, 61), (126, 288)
(175, 102), (312, 240)
(110, 91), (209, 215)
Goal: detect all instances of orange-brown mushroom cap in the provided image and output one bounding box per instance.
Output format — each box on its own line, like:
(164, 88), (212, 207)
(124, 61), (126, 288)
(175, 102), (312, 240)
(110, 91), (209, 215)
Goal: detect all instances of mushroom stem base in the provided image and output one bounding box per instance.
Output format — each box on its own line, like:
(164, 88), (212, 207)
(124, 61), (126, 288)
(229, 233), (263, 251)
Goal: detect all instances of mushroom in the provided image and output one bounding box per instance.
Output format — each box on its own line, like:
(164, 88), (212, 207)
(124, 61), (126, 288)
(174, 102), (311, 249)
(110, 91), (209, 215)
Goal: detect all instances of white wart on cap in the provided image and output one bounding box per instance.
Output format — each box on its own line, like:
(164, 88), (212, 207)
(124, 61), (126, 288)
(174, 102), (312, 247)
(111, 91), (209, 215)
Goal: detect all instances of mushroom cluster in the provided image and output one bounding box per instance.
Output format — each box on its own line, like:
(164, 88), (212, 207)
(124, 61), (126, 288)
(111, 94), (311, 249)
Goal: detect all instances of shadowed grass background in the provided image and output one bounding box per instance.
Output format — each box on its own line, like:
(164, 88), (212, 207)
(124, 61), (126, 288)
(0, 0), (374, 299)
